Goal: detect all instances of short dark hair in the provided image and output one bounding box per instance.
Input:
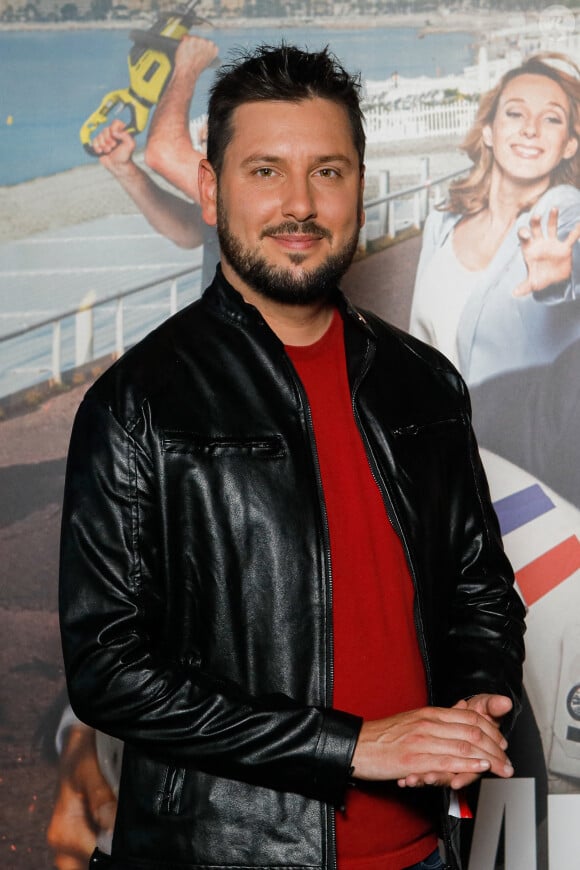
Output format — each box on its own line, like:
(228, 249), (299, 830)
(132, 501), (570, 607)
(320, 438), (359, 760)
(206, 43), (365, 176)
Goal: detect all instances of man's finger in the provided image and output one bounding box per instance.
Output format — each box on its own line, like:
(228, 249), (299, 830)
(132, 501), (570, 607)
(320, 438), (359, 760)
(437, 704), (508, 750)
(397, 751), (514, 790)
(462, 693), (512, 729)
(448, 771), (488, 790)
(398, 767), (486, 789)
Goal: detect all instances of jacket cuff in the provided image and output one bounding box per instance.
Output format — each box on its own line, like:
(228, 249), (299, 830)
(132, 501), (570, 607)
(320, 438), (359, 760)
(312, 709), (362, 807)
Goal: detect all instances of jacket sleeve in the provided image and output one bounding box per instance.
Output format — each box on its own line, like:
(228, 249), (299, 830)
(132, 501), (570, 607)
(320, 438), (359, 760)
(439, 386), (526, 734)
(59, 394), (361, 807)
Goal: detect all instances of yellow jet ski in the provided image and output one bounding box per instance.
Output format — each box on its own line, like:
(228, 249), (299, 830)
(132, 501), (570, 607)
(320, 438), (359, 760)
(80, 0), (210, 155)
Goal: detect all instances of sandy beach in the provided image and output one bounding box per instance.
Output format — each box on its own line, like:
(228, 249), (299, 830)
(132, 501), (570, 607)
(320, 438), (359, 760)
(0, 153), (156, 242)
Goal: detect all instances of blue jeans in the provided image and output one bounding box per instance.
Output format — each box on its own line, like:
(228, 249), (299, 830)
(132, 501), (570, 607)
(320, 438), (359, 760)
(405, 848), (446, 870)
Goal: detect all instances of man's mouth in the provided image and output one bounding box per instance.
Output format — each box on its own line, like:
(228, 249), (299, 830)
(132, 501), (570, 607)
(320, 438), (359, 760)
(262, 221), (332, 243)
(269, 233), (324, 249)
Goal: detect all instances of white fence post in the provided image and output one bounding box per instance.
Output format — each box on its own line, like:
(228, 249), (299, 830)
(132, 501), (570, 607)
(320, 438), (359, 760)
(170, 280), (178, 315)
(75, 291), (95, 367)
(0, 264), (205, 402)
(420, 157), (430, 224)
(115, 297), (124, 359)
(358, 221), (368, 253)
(51, 320), (62, 385)
(378, 170), (390, 237)
(388, 199), (396, 237)
(412, 193), (421, 230)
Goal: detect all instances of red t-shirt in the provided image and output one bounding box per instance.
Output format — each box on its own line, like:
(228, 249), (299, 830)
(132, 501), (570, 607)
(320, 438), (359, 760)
(286, 311), (437, 870)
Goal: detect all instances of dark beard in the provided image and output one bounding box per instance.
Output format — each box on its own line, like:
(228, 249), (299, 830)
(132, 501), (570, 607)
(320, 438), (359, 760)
(216, 197), (360, 306)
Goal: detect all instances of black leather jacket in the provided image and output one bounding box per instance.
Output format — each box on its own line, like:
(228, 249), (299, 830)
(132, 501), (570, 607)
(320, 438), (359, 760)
(60, 269), (525, 870)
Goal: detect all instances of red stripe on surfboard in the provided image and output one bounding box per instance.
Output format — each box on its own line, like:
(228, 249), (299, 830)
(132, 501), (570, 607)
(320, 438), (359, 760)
(516, 536), (580, 606)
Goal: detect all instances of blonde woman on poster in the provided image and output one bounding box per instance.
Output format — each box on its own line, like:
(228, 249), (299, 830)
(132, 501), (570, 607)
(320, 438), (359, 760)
(410, 53), (580, 801)
(410, 53), (580, 386)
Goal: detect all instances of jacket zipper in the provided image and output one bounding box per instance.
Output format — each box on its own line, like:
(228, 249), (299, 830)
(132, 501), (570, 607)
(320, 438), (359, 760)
(282, 354), (338, 870)
(348, 335), (433, 696)
(349, 333), (456, 867)
(303, 391), (339, 870)
(221, 302), (339, 870)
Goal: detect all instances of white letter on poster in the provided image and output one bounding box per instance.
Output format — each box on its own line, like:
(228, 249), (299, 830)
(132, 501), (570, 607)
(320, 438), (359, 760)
(468, 779), (536, 870)
(548, 794), (580, 869)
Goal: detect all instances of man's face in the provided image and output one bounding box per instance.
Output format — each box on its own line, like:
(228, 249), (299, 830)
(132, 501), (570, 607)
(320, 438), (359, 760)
(201, 97), (365, 305)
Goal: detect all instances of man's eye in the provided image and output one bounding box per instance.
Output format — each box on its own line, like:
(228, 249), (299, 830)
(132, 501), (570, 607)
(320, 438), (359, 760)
(317, 168), (339, 178)
(255, 167), (276, 177)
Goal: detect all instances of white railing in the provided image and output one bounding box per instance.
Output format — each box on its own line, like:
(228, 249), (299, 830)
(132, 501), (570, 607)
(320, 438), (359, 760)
(0, 265), (203, 403)
(359, 159), (468, 247)
(0, 162), (470, 403)
(190, 104), (477, 148)
(364, 102), (478, 144)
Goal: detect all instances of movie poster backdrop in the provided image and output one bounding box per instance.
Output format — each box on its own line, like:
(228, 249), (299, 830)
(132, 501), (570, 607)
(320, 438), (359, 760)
(1, 4), (579, 868)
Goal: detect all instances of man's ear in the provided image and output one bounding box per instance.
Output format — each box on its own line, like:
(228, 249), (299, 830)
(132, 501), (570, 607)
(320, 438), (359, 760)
(359, 166), (366, 229)
(198, 159), (218, 226)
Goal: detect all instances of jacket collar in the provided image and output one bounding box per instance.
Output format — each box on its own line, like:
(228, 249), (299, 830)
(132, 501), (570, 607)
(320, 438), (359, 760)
(201, 264), (377, 345)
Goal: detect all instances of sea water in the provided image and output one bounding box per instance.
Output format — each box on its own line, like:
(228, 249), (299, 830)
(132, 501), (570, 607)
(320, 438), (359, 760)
(0, 24), (475, 186)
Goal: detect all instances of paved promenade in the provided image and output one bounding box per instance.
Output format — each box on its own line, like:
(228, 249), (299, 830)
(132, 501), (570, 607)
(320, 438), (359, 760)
(0, 235), (421, 868)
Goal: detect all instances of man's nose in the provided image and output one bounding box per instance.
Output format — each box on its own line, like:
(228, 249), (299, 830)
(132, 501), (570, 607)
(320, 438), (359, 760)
(281, 176), (316, 222)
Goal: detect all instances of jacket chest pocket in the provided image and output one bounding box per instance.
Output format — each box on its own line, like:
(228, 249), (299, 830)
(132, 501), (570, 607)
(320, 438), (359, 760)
(162, 432), (286, 459)
(159, 431), (289, 547)
(392, 415), (466, 441)
(388, 415), (470, 498)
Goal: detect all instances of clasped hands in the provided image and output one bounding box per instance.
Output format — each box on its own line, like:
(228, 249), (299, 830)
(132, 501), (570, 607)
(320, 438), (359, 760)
(351, 693), (514, 791)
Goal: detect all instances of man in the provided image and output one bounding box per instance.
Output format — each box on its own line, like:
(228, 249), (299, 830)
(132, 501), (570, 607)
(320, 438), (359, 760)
(92, 35), (220, 285)
(59, 45), (525, 870)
